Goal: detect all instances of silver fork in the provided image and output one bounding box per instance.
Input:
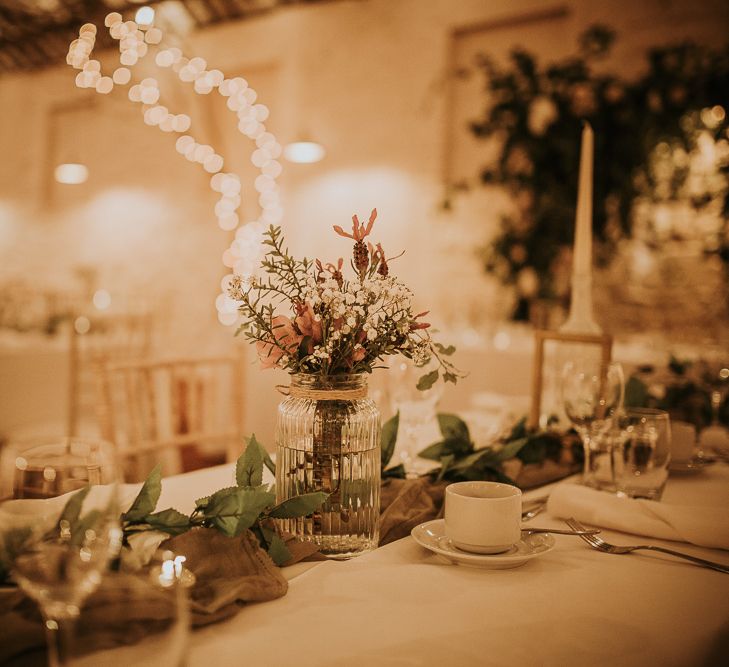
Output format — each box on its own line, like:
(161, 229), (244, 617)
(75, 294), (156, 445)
(565, 517), (729, 575)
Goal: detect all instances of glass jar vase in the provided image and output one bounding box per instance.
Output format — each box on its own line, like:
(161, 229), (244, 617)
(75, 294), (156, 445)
(275, 374), (380, 559)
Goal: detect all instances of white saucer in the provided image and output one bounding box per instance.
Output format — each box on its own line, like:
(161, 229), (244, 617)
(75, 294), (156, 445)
(669, 456), (713, 474)
(411, 519), (555, 569)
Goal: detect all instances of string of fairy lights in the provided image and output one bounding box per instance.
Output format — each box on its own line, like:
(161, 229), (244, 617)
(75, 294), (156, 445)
(66, 12), (284, 326)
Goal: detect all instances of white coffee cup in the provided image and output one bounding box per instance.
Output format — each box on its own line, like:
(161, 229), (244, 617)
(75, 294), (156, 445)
(671, 421), (696, 463)
(444, 481), (522, 554)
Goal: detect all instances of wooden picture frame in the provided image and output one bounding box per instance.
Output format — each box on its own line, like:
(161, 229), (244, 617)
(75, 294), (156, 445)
(529, 329), (613, 429)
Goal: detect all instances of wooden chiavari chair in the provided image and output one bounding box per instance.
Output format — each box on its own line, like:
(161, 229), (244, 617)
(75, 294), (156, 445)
(68, 311), (155, 437)
(95, 353), (245, 481)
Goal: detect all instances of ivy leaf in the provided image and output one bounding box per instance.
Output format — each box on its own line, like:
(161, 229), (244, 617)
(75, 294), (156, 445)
(268, 492), (328, 519)
(58, 485), (91, 526)
(145, 508), (192, 536)
(380, 412), (399, 469)
(438, 414), (470, 442)
(416, 370), (439, 391)
(434, 343), (456, 356)
(261, 527), (291, 566)
(201, 486), (275, 537)
(236, 434), (265, 487)
(123, 465), (162, 523)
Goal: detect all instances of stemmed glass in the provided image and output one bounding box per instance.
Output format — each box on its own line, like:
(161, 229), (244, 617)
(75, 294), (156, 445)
(561, 360), (625, 489)
(0, 437), (121, 667)
(700, 359), (729, 428)
(389, 359), (443, 475)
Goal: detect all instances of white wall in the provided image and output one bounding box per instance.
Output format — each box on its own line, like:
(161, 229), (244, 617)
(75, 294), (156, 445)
(1, 0), (727, 444)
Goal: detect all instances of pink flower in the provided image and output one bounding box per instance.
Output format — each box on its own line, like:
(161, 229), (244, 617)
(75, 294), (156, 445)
(295, 302), (323, 345)
(351, 347), (366, 362)
(410, 311), (431, 331)
(256, 315), (302, 369)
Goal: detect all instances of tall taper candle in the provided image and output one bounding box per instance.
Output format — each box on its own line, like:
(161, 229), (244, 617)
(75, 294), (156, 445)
(560, 121), (601, 333)
(574, 122), (593, 277)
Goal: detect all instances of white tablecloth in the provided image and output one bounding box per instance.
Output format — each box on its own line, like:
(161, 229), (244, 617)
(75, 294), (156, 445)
(155, 463), (729, 667)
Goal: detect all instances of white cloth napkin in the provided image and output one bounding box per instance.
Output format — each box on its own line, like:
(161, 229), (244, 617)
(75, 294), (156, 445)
(547, 484), (729, 551)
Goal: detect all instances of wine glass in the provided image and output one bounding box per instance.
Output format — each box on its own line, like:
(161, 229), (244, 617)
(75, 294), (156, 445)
(388, 359), (443, 475)
(614, 408), (672, 500)
(561, 360), (625, 489)
(0, 437), (121, 667)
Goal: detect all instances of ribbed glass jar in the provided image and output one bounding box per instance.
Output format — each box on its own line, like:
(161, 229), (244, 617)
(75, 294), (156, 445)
(275, 374), (380, 559)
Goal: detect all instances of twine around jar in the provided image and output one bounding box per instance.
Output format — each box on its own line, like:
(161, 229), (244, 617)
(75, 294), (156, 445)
(275, 384), (368, 400)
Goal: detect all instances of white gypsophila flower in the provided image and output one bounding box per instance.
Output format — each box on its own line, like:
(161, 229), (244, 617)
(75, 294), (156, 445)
(367, 328), (377, 341)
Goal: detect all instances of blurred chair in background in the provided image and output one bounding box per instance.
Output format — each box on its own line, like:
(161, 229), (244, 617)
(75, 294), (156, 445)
(68, 310), (155, 437)
(95, 353), (245, 481)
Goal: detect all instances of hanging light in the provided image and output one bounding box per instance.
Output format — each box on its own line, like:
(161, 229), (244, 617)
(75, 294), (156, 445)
(283, 140), (325, 164)
(54, 163), (88, 184)
(135, 6), (155, 26)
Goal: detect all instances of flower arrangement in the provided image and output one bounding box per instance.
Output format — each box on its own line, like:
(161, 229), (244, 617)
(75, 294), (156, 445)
(228, 210), (462, 389)
(455, 25), (729, 319)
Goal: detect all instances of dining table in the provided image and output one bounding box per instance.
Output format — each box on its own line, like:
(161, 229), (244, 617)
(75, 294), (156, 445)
(151, 459), (729, 667)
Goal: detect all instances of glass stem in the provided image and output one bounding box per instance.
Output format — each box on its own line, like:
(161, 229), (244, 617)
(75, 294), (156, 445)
(44, 615), (77, 667)
(578, 427), (593, 485)
(711, 391), (721, 426)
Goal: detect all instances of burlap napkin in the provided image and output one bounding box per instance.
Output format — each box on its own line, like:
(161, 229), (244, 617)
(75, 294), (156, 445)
(379, 477), (447, 545)
(0, 527), (294, 665)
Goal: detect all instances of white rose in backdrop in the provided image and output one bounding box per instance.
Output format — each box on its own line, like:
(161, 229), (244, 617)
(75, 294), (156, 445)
(528, 96), (558, 135)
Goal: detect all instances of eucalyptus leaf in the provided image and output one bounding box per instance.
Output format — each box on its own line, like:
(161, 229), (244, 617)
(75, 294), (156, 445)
(201, 486), (275, 537)
(58, 485), (91, 526)
(380, 412), (399, 469)
(145, 508), (192, 536)
(123, 465), (162, 523)
(268, 492), (328, 519)
(416, 370), (439, 391)
(236, 434), (265, 487)
(437, 414), (470, 442)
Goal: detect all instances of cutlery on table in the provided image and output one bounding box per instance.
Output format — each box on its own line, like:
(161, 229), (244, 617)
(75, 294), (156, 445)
(565, 517), (729, 574)
(522, 527), (600, 536)
(521, 496), (548, 521)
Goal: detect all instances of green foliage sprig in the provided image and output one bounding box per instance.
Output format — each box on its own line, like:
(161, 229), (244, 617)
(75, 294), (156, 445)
(228, 217), (464, 389)
(380, 412), (581, 486)
(626, 357), (729, 430)
(457, 25), (729, 319)
(122, 435), (327, 566)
